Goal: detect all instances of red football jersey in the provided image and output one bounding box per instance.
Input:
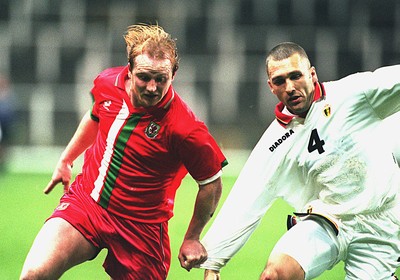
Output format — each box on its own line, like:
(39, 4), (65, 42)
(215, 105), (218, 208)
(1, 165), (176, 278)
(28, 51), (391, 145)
(77, 65), (227, 223)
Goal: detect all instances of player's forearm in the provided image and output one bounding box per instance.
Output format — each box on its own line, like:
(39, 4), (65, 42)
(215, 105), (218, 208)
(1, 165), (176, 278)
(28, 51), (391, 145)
(60, 110), (98, 165)
(185, 177), (222, 240)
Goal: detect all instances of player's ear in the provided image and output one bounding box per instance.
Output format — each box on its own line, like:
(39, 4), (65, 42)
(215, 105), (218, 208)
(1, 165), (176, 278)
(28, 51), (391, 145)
(127, 64), (132, 78)
(310, 66), (318, 83)
(171, 68), (178, 81)
(267, 79), (275, 94)
(128, 61), (135, 73)
(171, 64), (178, 80)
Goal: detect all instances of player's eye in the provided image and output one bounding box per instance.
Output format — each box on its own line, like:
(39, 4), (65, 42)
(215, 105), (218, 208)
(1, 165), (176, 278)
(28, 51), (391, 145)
(136, 74), (151, 82)
(290, 72), (303, 80)
(155, 76), (167, 84)
(272, 78), (285, 86)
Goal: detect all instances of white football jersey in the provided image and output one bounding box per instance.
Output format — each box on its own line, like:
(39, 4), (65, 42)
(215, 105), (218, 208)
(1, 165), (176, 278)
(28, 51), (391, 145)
(201, 65), (400, 271)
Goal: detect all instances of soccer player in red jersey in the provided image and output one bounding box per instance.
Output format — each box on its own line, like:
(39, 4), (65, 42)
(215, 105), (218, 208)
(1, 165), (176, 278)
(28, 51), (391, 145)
(20, 24), (227, 280)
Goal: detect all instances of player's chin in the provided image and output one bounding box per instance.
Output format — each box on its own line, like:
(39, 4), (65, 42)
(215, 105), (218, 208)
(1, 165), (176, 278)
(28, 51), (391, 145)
(142, 96), (161, 107)
(288, 104), (307, 115)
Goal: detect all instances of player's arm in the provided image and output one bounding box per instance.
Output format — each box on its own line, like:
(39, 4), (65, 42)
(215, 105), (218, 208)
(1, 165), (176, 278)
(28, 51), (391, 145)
(197, 123), (287, 275)
(178, 176), (223, 272)
(204, 269), (220, 279)
(44, 110), (98, 194)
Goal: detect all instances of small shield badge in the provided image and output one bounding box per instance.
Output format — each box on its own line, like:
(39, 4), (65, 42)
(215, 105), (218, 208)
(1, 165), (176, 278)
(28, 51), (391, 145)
(145, 121), (161, 139)
(323, 104), (331, 117)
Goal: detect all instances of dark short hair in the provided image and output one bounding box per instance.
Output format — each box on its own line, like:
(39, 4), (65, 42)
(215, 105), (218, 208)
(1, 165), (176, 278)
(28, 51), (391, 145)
(266, 42), (310, 77)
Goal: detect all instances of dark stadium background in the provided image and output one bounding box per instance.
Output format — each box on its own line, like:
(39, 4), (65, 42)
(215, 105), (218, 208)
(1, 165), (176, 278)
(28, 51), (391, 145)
(0, 1), (399, 279)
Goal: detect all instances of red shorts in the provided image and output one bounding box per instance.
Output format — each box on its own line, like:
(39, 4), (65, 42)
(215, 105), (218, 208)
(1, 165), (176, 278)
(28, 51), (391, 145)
(48, 184), (171, 280)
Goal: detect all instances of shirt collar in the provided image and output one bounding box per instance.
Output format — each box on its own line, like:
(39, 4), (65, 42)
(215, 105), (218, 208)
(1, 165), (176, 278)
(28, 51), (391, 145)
(275, 82), (325, 127)
(114, 65), (129, 90)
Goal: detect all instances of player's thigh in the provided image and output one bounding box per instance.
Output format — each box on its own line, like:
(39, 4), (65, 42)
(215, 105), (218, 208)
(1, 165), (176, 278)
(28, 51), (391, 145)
(269, 219), (340, 280)
(21, 217), (98, 278)
(344, 231), (400, 279)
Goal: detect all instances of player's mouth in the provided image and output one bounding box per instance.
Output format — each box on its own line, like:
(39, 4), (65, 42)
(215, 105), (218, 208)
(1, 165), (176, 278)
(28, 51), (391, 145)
(143, 93), (159, 100)
(288, 95), (302, 105)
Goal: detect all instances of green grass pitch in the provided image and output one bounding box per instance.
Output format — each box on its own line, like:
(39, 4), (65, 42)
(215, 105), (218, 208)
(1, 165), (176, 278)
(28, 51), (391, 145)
(0, 172), (347, 279)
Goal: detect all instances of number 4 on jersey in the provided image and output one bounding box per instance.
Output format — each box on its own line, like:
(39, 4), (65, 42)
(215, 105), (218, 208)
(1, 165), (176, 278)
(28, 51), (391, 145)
(308, 128), (325, 154)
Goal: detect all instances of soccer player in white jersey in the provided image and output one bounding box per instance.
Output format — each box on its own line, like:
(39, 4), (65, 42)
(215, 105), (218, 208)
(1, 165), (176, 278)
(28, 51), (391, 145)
(201, 42), (400, 280)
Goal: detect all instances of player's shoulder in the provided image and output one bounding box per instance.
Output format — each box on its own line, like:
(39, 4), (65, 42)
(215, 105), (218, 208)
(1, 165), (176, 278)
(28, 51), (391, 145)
(170, 92), (199, 120)
(94, 66), (125, 84)
(91, 66), (126, 98)
(322, 67), (385, 97)
(167, 93), (208, 136)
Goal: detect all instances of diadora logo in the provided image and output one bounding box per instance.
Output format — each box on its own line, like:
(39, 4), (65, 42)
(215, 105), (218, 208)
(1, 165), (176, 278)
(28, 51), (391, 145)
(145, 121), (161, 139)
(269, 129), (294, 152)
(103, 100), (112, 111)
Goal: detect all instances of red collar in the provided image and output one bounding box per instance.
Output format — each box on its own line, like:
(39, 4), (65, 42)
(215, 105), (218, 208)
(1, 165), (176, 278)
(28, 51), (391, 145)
(114, 65), (130, 90)
(275, 82), (325, 127)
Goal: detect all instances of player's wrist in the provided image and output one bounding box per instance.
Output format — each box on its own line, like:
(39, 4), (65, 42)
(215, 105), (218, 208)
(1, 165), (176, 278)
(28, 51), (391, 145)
(183, 230), (202, 241)
(204, 269), (220, 280)
(59, 157), (74, 168)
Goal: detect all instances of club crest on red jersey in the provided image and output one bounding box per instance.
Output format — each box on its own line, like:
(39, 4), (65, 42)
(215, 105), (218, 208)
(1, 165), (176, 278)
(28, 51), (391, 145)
(145, 121), (161, 139)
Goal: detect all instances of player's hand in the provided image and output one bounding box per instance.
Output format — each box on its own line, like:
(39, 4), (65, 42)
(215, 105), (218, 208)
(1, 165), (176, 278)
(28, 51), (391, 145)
(178, 239), (208, 272)
(204, 269), (220, 280)
(43, 160), (73, 194)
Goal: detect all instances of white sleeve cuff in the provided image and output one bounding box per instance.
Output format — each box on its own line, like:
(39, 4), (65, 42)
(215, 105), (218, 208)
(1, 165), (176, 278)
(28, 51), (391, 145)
(196, 170), (222, 186)
(198, 257), (229, 271)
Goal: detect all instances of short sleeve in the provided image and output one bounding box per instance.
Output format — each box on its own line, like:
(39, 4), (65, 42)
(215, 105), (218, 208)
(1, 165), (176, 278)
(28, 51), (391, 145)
(177, 125), (227, 184)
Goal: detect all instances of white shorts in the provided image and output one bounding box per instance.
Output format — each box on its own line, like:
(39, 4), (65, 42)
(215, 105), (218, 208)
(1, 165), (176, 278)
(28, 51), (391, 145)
(271, 208), (400, 280)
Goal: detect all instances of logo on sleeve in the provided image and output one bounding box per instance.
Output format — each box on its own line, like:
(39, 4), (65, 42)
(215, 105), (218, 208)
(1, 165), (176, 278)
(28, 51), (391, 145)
(145, 121), (161, 139)
(103, 100), (112, 111)
(55, 202), (70, 211)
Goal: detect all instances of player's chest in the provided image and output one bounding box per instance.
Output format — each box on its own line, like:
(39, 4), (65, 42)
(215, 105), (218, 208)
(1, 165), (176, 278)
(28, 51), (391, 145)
(97, 102), (173, 155)
(284, 102), (356, 170)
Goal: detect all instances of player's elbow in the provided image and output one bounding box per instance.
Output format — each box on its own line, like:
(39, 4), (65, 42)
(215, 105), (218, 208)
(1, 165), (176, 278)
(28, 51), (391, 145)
(20, 270), (40, 280)
(20, 267), (53, 280)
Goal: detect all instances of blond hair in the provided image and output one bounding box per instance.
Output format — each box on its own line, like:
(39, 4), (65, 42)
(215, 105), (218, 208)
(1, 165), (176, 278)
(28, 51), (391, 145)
(124, 24), (179, 74)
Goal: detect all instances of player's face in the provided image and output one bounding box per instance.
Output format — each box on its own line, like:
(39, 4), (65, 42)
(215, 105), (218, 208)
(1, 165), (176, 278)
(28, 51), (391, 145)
(267, 53), (318, 116)
(128, 53), (174, 108)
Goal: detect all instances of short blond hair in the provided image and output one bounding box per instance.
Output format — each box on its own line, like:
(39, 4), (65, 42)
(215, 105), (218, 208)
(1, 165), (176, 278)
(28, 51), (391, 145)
(124, 24), (179, 74)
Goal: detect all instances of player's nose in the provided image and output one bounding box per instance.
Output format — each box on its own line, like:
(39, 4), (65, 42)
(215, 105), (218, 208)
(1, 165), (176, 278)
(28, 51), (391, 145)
(285, 80), (295, 94)
(146, 79), (157, 92)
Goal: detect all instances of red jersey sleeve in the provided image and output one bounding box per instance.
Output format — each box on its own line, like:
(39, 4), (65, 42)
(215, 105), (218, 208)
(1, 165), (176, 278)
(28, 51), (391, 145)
(89, 66), (127, 122)
(177, 125), (227, 183)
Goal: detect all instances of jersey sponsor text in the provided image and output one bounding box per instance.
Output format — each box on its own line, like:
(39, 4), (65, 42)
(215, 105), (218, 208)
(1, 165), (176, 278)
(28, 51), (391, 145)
(269, 129), (294, 152)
